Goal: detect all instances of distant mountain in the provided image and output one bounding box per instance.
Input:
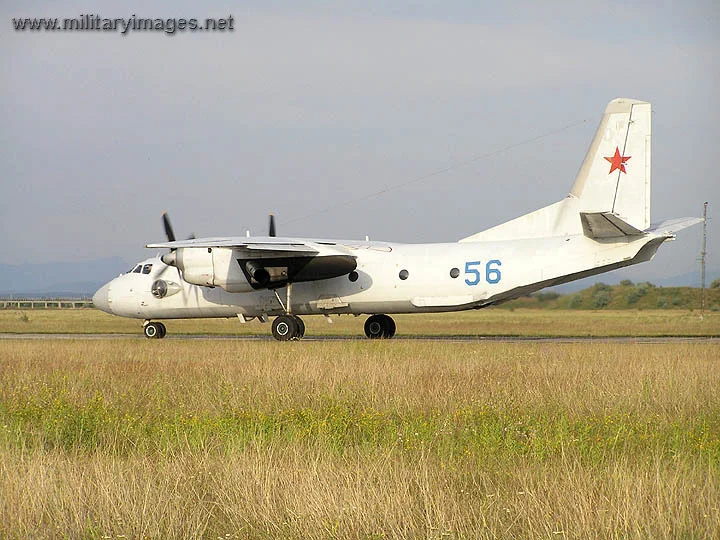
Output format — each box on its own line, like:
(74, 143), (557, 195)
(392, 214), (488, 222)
(0, 257), (128, 298)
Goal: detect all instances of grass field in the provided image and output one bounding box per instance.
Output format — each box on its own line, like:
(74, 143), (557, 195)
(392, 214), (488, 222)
(1, 307), (719, 337)
(1, 335), (719, 538)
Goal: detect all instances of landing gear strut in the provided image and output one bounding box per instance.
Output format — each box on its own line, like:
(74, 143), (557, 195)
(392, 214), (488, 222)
(270, 283), (306, 341)
(144, 321), (166, 339)
(272, 314), (305, 341)
(364, 314), (396, 339)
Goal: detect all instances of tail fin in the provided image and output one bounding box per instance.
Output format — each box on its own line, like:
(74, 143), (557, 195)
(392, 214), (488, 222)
(460, 98), (651, 243)
(570, 98), (651, 231)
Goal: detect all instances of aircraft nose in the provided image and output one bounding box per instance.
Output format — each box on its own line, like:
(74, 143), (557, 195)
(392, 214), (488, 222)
(92, 283), (112, 314)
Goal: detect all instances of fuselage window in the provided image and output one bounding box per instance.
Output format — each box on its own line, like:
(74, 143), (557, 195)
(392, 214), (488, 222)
(142, 264), (153, 274)
(132, 265), (142, 273)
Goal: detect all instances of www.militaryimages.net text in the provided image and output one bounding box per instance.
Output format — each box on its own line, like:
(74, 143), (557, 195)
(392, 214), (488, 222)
(12, 14), (235, 35)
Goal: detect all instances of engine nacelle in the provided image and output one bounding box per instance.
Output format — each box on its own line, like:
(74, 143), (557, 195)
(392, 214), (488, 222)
(175, 247), (214, 286)
(151, 279), (182, 299)
(171, 247), (255, 293)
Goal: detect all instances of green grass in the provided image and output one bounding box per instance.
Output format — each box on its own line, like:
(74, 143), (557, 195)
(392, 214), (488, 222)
(1, 340), (719, 537)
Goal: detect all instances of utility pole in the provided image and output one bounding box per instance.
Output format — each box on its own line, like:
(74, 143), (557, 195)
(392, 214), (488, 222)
(700, 202), (708, 319)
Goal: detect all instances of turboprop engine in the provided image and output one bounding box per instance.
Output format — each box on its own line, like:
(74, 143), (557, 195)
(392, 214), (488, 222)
(161, 247), (256, 293)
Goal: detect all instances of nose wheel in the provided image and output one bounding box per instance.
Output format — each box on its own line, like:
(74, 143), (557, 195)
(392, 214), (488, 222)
(364, 314), (396, 339)
(144, 321), (166, 339)
(272, 314), (305, 341)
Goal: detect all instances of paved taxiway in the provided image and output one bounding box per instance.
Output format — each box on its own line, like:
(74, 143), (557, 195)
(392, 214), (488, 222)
(1, 333), (717, 344)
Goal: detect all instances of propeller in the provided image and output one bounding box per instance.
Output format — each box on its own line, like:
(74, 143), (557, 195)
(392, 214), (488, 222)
(162, 211), (176, 243)
(161, 211), (194, 257)
(269, 213), (276, 237)
(159, 211), (186, 268)
(152, 212), (188, 300)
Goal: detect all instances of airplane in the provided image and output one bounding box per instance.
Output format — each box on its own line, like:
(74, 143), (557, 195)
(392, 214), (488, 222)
(92, 98), (701, 341)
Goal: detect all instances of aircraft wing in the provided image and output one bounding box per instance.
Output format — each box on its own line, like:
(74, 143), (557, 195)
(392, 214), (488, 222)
(146, 236), (320, 253)
(147, 236), (357, 290)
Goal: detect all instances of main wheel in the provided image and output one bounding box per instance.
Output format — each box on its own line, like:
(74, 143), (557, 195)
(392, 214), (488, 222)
(272, 314), (298, 341)
(144, 322), (164, 339)
(382, 315), (396, 338)
(293, 316), (305, 339)
(364, 314), (396, 339)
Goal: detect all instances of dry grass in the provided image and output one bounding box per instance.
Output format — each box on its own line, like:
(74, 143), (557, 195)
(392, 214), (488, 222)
(1, 340), (719, 538)
(1, 307), (718, 337)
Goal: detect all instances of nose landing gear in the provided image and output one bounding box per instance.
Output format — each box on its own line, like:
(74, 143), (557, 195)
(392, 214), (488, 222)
(143, 321), (166, 339)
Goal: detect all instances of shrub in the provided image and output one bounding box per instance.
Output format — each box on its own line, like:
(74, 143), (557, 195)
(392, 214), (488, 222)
(568, 295), (583, 309)
(592, 290), (611, 308)
(636, 283), (651, 296)
(711, 278), (720, 289)
(620, 279), (634, 286)
(535, 291), (560, 303)
(593, 282), (612, 292)
(657, 297), (668, 308)
(626, 291), (641, 305)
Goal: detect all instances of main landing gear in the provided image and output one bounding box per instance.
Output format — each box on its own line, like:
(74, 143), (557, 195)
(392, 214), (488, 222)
(364, 314), (396, 339)
(270, 283), (306, 341)
(144, 321), (166, 339)
(271, 314), (306, 341)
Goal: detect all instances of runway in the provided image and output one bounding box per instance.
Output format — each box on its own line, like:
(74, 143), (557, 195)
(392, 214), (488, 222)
(1, 333), (718, 344)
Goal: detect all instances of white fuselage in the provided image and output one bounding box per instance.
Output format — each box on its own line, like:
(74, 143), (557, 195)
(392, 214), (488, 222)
(93, 232), (665, 321)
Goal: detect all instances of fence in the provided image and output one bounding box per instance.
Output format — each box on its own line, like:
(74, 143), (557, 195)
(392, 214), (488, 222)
(0, 299), (94, 309)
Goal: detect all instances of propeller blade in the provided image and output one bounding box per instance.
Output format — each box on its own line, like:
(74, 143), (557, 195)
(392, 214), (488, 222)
(269, 213), (276, 237)
(162, 211), (176, 243)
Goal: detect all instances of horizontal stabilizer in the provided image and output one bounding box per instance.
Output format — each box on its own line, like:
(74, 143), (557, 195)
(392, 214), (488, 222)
(646, 217), (703, 237)
(580, 212), (644, 239)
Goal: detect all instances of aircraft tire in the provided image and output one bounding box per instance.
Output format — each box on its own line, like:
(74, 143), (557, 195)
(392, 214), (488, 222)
(382, 315), (396, 338)
(272, 315), (298, 341)
(157, 322), (167, 339)
(292, 316), (305, 339)
(364, 314), (395, 339)
(144, 322), (164, 339)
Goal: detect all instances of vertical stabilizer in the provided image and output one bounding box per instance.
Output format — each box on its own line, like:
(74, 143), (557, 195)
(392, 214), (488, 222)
(570, 98), (651, 231)
(460, 98), (652, 243)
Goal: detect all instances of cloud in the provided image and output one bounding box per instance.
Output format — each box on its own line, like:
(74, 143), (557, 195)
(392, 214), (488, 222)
(0, 4), (717, 270)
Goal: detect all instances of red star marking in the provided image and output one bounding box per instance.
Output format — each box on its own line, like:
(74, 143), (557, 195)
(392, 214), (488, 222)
(604, 147), (631, 174)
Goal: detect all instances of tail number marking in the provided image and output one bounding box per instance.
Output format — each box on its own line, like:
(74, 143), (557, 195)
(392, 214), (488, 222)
(464, 260), (502, 286)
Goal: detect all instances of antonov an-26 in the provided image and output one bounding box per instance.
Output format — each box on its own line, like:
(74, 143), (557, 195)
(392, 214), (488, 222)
(93, 99), (700, 340)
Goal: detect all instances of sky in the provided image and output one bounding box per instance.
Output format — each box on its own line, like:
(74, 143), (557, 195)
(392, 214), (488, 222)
(1, 1), (718, 284)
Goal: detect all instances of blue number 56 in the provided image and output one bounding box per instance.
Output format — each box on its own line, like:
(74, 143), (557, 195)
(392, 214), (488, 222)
(464, 260), (502, 285)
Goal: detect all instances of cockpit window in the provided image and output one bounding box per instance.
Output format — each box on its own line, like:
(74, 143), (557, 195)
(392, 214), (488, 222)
(132, 265), (142, 273)
(142, 264), (153, 274)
